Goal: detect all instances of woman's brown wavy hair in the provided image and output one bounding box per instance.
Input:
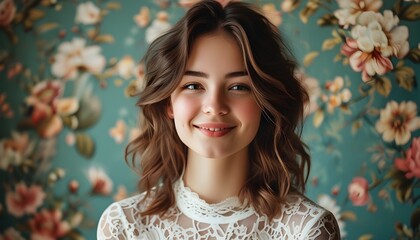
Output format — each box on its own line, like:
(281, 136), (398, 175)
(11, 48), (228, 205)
(126, 0), (310, 220)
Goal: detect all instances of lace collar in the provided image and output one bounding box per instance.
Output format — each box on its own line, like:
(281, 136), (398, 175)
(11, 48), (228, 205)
(174, 179), (255, 224)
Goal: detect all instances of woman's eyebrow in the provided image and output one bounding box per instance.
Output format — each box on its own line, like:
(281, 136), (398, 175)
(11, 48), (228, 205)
(184, 70), (248, 78)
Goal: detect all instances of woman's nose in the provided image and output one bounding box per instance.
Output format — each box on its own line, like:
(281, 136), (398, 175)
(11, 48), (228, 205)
(202, 90), (229, 116)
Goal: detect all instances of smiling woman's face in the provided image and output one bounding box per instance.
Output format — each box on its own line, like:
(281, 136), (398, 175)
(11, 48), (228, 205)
(168, 31), (262, 159)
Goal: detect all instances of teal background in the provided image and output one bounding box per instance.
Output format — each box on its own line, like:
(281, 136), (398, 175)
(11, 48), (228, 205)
(0, 0), (419, 239)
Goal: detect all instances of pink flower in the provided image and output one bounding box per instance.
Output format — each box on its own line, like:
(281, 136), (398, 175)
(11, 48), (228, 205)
(342, 38), (393, 82)
(348, 177), (370, 206)
(395, 137), (420, 179)
(0, 0), (16, 27)
(28, 209), (70, 240)
(6, 182), (46, 217)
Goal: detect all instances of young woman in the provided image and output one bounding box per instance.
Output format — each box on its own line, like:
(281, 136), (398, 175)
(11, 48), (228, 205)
(98, 1), (340, 239)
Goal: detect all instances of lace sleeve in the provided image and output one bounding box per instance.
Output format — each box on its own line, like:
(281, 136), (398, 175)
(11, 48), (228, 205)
(97, 202), (128, 240)
(306, 210), (341, 240)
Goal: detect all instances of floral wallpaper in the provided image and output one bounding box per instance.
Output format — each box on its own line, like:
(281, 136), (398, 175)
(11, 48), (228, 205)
(0, 0), (419, 239)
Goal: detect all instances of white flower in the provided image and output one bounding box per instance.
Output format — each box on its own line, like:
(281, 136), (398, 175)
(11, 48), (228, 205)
(317, 194), (347, 237)
(145, 12), (172, 44)
(341, 10), (409, 81)
(75, 1), (101, 25)
(52, 38), (106, 80)
(351, 11), (409, 58)
(334, 0), (382, 28)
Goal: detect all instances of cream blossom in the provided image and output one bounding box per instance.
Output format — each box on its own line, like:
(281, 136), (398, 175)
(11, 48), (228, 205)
(262, 4), (282, 26)
(6, 182), (46, 217)
(109, 119), (126, 143)
(352, 11), (409, 58)
(0, 131), (35, 170)
(341, 10), (409, 81)
(281, 0), (299, 13)
(116, 56), (136, 79)
(75, 1), (101, 25)
(134, 6), (150, 27)
(295, 70), (320, 115)
(395, 137), (420, 178)
(145, 12), (172, 44)
(113, 185), (128, 202)
(87, 167), (113, 195)
(52, 38), (106, 80)
(0, 227), (25, 240)
(375, 101), (420, 145)
(0, 0), (16, 27)
(29, 209), (70, 240)
(317, 194), (347, 237)
(322, 76), (352, 113)
(334, 0), (382, 28)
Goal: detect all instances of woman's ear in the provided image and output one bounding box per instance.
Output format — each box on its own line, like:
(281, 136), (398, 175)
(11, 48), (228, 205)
(167, 102), (174, 119)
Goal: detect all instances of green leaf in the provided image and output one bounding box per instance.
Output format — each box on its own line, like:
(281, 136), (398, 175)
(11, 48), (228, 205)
(303, 51), (319, 67)
(75, 133), (95, 158)
(406, 48), (420, 63)
(395, 181), (413, 203)
(75, 95), (101, 130)
(399, 4), (420, 21)
(394, 64), (416, 91)
(358, 234), (373, 240)
(94, 34), (115, 44)
(341, 211), (357, 221)
(36, 22), (59, 34)
(313, 109), (324, 128)
(317, 13), (338, 26)
(411, 208), (420, 232)
(351, 119), (363, 134)
(107, 2), (121, 10)
(374, 76), (392, 97)
(299, 2), (319, 24)
(29, 9), (45, 21)
(322, 37), (341, 51)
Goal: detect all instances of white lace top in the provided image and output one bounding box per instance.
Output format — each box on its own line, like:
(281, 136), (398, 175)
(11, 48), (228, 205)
(97, 179), (340, 239)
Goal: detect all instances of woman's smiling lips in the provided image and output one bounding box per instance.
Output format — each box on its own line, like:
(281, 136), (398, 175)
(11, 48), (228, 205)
(194, 123), (236, 137)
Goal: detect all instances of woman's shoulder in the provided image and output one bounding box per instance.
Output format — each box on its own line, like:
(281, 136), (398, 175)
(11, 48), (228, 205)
(97, 192), (151, 239)
(276, 192), (341, 239)
(283, 192), (328, 214)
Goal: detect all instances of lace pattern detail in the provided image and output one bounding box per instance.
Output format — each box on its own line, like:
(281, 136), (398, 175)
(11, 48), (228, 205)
(97, 179), (341, 240)
(175, 180), (254, 224)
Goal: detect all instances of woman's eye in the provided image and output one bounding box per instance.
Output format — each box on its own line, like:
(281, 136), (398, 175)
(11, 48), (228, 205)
(183, 83), (202, 90)
(230, 85), (251, 91)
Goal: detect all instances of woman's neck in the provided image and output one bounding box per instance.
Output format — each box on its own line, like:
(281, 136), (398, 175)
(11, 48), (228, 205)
(183, 149), (249, 204)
